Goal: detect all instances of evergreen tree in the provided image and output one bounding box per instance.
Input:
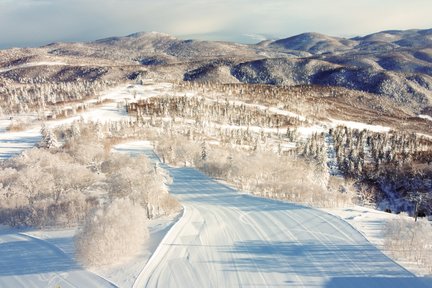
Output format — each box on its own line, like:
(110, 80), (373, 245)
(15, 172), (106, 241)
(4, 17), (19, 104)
(40, 125), (59, 149)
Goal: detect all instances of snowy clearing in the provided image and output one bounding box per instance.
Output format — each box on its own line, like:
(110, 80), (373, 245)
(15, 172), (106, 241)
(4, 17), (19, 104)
(0, 213), (179, 288)
(0, 138), (182, 288)
(419, 115), (432, 122)
(0, 82), (174, 159)
(1, 139), (431, 287)
(0, 127), (41, 159)
(323, 206), (401, 248)
(330, 119), (391, 133)
(0, 226), (115, 288)
(323, 206), (432, 277)
(1, 83), (432, 287)
(205, 97), (307, 122)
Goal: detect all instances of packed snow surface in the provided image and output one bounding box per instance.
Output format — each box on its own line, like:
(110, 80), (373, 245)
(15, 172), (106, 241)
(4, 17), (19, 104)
(0, 82), (174, 159)
(0, 226), (116, 288)
(131, 144), (432, 288)
(1, 82), (432, 287)
(324, 206), (432, 277)
(0, 127), (41, 159)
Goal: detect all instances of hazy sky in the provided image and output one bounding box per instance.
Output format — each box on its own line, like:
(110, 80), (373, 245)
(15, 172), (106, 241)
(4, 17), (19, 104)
(0, 0), (431, 48)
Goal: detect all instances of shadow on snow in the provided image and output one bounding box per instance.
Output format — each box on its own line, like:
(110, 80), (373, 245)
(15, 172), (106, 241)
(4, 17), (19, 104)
(0, 232), (79, 276)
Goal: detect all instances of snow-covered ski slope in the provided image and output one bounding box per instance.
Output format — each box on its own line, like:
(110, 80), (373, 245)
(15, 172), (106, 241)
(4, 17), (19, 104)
(1, 82), (432, 287)
(0, 82), (173, 159)
(0, 227), (115, 288)
(0, 127), (42, 160)
(127, 144), (432, 288)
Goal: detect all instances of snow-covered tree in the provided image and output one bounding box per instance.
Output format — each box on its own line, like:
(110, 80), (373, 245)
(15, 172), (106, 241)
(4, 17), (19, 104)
(40, 125), (59, 149)
(75, 198), (149, 266)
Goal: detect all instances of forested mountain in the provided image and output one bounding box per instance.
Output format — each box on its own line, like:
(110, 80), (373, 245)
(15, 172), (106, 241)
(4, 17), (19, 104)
(2, 28), (431, 116)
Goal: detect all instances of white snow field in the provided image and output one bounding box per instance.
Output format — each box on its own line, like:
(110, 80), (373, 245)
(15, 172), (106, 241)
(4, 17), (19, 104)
(1, 83), (432, 287)
(0, 82), (173, 159)
(130, 144), (432, 288)
(419, 114), (432, 122)
(0, 226), (116, 288)
(18, 215), (180, 288)
(0, 126), (41, 159)
(329, 119), (391, 133)
(323, 206), (432, 277)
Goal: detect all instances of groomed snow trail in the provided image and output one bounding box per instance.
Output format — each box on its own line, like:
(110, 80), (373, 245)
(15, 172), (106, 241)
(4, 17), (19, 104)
(0, 228), (116, 288)
(0, 127), (41, 159)
(131, 146), (432, 288)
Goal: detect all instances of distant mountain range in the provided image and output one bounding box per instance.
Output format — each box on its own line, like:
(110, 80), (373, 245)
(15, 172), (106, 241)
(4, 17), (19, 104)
(1, 28), (432, 114)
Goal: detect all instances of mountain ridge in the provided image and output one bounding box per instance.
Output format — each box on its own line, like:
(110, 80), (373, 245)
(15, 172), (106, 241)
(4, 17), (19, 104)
(1, 28), (431, 114)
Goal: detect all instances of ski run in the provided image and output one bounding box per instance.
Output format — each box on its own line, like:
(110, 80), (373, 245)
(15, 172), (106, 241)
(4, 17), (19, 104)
(0, 82), (431, 287)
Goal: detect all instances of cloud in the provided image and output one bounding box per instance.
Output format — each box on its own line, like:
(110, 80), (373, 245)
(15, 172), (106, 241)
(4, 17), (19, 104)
(242, 34), (271, 42)
(0, 0), (431, 48)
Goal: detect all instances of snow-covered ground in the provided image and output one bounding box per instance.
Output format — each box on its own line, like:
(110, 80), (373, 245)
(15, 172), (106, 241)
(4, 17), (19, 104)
(0, 214), (180, 288)
(323, 206), (432, 277)
(91, 215), (180, 287)
(1, 83), (432, 287)
(0, 225), (116, 288)
(131, 143), (432, 287)
(0, 82), (174, 159)
(323, 206), (398, 248)
(20, 214), (180, 288)
(419, 114), (432, 122)
(0, 139), (180, 288)
(0, 62), (68, 73)
(203, 96), (307, 122)
(297, 124), (327, 138)
(0, 118), (12, 132)
(0, 83), (180, 287)
(330, 119), (391, 133)
(0, 127), (41, 159)
(3, 140), (430, 287)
